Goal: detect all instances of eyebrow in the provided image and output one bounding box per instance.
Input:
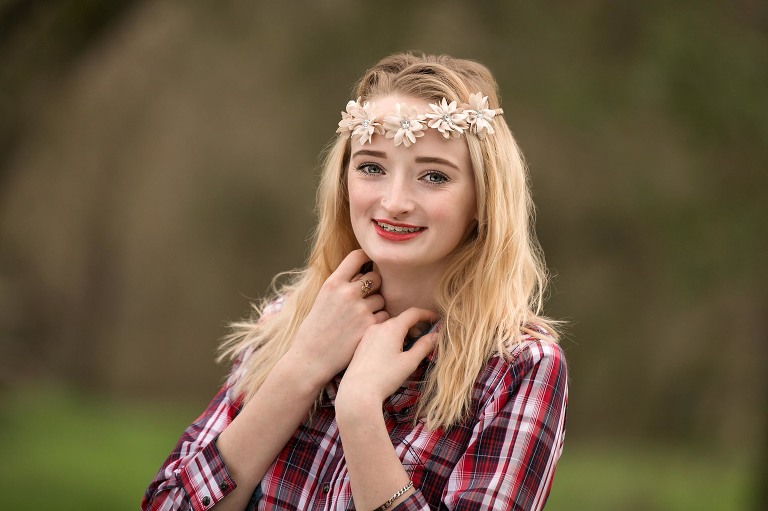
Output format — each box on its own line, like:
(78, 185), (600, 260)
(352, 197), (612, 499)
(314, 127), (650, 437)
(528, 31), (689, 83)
(350, 150), (461, 171)
(350, 149), (387, 159)
(415, 156), (460, 170)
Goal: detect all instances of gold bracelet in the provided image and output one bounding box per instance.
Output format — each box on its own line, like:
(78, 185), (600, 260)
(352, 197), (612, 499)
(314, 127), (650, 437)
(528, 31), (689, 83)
(374, 480), (414, 511)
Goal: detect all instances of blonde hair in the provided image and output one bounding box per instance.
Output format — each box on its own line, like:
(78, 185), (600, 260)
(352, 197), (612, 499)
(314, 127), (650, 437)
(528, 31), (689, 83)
(220, 52), (558, 429)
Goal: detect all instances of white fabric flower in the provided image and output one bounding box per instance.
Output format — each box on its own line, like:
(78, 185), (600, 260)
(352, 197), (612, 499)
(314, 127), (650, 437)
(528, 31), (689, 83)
(463, 93), (504, 140)
(336, 98), (384, 145)
(338, 93), (502, 146)
(337, 99), (361, 135)
(383, 103), (427, 147)
(425, 98), (468, 139)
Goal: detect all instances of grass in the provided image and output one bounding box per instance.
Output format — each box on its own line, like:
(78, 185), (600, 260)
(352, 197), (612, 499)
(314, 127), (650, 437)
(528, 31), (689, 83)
(546, 442), (753, 511)
(0, 386), (201, 511)
(0, 386), (756, 511)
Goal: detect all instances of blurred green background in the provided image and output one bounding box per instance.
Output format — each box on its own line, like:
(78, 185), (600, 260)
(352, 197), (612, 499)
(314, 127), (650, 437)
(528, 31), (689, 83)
(1, 1), (766, 510)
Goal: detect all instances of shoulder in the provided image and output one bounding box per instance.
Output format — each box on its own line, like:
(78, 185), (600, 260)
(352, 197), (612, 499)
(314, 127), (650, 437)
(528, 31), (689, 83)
(224, 296), (287, 393)
(225, 345), (255, 391)
(261, 295), (286, 317)
(483, 337), (567, 388)
(472, 338), (567, 415)
(508, 337), (567, 379)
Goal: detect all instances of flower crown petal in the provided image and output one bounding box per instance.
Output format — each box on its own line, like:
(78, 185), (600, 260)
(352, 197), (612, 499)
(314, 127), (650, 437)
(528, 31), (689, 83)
(339, 94), (502, 146)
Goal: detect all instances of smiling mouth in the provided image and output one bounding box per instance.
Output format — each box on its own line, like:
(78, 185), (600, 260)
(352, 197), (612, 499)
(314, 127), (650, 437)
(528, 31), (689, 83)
(375, 221), (425, 233)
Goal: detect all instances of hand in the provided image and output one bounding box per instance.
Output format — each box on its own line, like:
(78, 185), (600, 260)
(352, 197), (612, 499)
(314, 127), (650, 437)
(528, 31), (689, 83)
(337, 308), (439, 405)
(288, 250), (389, 384)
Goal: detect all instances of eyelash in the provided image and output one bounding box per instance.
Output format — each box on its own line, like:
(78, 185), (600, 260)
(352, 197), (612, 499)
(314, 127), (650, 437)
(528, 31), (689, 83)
(356, 163), (383, 176)
(355, 163), (450, 186)
(422, 171), (449, 185)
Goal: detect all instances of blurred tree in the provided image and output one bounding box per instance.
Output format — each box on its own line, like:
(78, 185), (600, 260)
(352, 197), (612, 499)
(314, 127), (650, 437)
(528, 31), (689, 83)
(0, 0), (139, 182)
(0, 5), (765, 500)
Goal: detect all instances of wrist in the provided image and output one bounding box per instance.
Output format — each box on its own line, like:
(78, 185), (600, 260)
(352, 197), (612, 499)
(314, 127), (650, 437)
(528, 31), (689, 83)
(274, 350), (329, 396)
(374, 480), (414, 511)
(335, 383), (384, 426)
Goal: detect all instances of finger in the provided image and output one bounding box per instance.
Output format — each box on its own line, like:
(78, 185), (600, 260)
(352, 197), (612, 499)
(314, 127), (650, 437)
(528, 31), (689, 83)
(354, 270), (380, 286)
(407, 321), (430, 339)
(403, 332), (438, 362)
(373, 310), (390, 323)
(333, 249), (371, 281)
(393, 307), (440, 330)
(365, 294), (385, 313)
(354, 271), (381, 297)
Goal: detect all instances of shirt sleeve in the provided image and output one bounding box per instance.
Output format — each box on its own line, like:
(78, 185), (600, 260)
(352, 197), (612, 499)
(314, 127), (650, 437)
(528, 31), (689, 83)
(142, 301), (281, 511)
(394, 340), (568, 511)
(141, 383), (241, 511)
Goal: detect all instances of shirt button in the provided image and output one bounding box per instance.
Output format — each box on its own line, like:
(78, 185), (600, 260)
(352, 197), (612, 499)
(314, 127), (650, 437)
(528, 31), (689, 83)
(322, 483), (330, 493)
(202, 495), (211, 506)
(219, 481), (229, 491)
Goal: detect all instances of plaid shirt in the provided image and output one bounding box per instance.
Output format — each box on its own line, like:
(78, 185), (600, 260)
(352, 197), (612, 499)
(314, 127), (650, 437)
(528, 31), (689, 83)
(143, 338), (567, 511)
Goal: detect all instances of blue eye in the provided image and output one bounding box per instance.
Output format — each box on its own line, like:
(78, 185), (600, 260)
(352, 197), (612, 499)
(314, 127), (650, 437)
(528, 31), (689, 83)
(357, 163), (383, 175)
(422, 171), (449, 184)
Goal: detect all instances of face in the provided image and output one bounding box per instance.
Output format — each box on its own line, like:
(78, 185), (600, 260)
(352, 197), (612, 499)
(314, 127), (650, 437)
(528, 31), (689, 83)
(346, 94), (477, 274)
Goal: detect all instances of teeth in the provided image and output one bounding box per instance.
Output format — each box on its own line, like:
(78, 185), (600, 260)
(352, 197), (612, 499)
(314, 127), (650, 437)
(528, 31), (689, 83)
(377, 221), (421, 233)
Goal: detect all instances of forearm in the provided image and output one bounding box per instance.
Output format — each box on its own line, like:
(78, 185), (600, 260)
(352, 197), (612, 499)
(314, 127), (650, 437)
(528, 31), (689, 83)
(214, 353), (325, 511)
(333, 308), (438, 511)
(336, 392), (414, 511)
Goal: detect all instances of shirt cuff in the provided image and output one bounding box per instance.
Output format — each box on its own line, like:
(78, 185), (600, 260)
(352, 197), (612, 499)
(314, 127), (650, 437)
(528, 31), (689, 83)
(392, 489), (430, 511)
(178, 436), (237, 511)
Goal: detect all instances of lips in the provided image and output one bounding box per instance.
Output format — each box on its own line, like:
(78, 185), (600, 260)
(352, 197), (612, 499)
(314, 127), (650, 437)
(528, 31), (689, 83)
(373, 219), (426, 241)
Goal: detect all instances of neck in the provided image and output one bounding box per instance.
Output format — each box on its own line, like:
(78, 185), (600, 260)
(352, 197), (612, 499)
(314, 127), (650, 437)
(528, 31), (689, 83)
(374, 263), (444, 318)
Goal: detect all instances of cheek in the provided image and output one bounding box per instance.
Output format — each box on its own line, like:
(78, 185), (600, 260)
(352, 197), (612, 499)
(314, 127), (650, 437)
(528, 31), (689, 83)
(462, 186), (478, 224)
(346, 180), (371, 217)
(442, 190), (477, 226)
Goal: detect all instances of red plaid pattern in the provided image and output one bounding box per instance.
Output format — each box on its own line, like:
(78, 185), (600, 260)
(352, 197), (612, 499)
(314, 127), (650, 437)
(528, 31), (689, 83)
(143, 339), (567, 510)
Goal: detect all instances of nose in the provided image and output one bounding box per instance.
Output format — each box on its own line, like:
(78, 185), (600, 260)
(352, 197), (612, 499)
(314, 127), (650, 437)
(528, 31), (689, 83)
(381, 175), (414, 218)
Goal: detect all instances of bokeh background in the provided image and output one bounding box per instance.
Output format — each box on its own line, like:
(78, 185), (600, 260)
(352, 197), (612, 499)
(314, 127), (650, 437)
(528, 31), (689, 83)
(1, 1), (766, 510)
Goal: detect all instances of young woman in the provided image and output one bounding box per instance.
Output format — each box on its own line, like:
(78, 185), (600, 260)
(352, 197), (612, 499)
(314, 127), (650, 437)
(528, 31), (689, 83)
(143, 52), (568, 511)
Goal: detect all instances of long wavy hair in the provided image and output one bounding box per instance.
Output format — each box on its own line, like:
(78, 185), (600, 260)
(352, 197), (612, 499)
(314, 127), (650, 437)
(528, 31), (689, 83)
(220, 52), (558, 429)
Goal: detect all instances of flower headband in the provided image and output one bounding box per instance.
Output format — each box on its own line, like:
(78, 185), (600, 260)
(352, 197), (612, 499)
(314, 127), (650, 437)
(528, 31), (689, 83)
(336, 92), (504, 147)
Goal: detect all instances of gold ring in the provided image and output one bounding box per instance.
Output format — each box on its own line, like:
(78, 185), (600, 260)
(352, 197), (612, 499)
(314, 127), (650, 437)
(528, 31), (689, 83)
(360, 279), (373, 297)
